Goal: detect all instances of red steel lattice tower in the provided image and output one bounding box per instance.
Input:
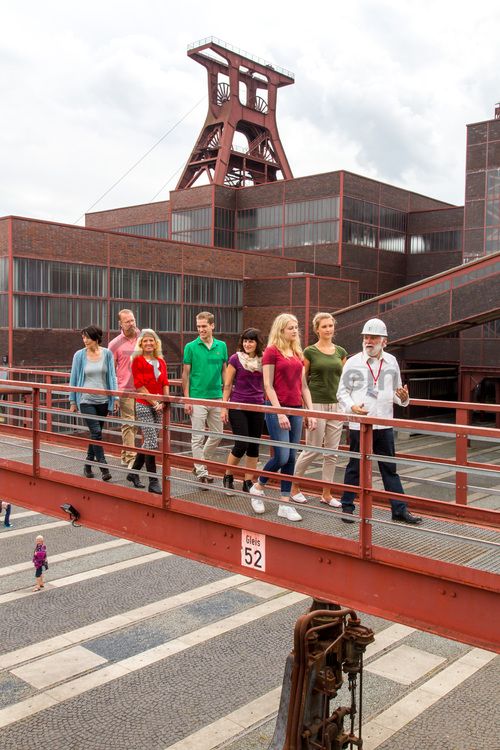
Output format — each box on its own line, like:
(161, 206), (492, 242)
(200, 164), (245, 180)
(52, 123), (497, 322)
(176, 37), (294, 189)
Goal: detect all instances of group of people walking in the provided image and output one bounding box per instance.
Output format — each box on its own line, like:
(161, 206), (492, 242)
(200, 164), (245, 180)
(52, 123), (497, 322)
(69, 307), (422, 526)
(181, 310), (420, 524)
(69, 312), (169, 494)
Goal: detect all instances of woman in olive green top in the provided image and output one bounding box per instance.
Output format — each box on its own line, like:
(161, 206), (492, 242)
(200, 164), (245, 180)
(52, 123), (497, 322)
(290, 313), (347, 507)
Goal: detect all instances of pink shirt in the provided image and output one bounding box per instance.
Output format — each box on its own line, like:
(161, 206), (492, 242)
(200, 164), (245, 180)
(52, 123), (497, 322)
(262, 346), (304, 407)
(108, 330), (139, 390)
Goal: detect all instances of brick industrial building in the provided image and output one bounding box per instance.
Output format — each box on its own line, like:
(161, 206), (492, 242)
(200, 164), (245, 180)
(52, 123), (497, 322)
(0, 38), (499, 404)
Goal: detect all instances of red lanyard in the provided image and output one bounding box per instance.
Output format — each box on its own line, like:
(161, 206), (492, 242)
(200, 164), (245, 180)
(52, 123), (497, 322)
(366, 359), (383, 384)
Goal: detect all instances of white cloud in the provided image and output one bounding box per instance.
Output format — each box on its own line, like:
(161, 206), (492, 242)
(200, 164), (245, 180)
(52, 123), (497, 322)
(0, 0), (499, 222)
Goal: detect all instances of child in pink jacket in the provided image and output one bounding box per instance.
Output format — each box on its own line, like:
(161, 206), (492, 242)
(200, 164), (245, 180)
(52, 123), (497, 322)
(32, 535), (48, 591)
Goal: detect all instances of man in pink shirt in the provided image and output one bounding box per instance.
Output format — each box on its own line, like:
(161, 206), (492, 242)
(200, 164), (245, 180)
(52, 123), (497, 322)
(108, 309), (140, 467)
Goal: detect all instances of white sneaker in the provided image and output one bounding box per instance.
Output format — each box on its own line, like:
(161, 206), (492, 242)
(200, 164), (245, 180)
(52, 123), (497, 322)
(251, 497), (266, 514)
(249, 483), (265, 497)
(322, 498), (342, 508)
(278, 504), (302, 522)
(290, 492), (308, 504)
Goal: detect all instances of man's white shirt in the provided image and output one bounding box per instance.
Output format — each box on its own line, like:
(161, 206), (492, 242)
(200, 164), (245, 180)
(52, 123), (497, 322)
(336, 350), (409, 430)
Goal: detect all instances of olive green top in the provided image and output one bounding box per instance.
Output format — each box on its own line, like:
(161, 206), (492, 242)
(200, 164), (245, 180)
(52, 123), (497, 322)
(304, 344), (348, 403)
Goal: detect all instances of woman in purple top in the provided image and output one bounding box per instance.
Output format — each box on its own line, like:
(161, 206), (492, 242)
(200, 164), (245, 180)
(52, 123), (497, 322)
(221, 328), (265, 511)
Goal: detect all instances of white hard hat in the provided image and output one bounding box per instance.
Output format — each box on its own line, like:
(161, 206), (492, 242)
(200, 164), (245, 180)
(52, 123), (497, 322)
(361, 318), (388, 337)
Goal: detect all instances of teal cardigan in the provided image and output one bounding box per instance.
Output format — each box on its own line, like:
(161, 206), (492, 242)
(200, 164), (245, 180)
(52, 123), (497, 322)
(69, 348), (117, 410)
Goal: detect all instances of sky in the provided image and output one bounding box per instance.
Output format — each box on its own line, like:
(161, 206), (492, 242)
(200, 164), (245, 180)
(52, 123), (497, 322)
(1, 0), (499, 225)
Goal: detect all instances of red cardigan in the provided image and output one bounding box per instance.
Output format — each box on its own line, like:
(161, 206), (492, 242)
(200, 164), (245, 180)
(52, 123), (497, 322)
(131, 356), (169, 405)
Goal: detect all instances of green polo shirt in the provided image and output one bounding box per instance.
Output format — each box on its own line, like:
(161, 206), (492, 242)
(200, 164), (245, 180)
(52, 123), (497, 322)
(183, 337), (228, 398)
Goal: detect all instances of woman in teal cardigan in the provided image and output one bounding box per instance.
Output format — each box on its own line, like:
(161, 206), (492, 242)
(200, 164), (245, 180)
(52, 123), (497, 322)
(69, 325), (117, 480)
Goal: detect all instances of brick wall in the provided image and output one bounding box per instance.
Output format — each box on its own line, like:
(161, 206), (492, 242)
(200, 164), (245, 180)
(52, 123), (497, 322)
(0, 218), (9, 256)
(85, 201), (169, 229)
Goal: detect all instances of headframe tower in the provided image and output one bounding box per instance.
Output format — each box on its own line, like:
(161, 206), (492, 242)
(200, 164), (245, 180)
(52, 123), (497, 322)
(176, 37), (294, 189)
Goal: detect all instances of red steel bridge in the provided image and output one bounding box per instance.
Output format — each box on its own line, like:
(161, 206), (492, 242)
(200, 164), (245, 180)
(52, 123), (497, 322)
(0, 370), (499, 653)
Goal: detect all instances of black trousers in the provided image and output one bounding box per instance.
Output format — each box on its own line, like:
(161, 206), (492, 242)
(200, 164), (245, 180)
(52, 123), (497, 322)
(341, 428), (407, 516)
(228, 408), (265, 459)
(80, 402), (108, 464)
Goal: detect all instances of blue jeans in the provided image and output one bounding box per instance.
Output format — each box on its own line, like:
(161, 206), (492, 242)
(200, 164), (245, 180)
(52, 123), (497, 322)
(259, 410), (303, 495)
(80, 402), (108, 464)
(341, 428), (407, 516)
(3, 502), (11, 526)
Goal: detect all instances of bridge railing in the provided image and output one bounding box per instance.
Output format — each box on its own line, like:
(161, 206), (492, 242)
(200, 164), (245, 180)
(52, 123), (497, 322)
(1, 375), (498, 523)
(2, 368), (498, 512)
(2, 374), (499, 650)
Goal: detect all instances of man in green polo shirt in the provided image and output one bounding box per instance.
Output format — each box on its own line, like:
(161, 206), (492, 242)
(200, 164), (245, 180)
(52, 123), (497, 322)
(182, 311), (228, 485)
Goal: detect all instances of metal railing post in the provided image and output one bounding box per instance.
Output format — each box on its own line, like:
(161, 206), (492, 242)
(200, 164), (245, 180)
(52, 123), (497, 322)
(46, 374), (53, 434)
(359, 422), (373, 558)
(32, 387), (40, 477)
(455, 407), (468, 505)
(161, 401), (171, 509)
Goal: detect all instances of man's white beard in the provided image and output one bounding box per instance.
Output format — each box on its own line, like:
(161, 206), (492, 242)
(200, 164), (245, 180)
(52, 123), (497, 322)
(363, 342), (383, 358)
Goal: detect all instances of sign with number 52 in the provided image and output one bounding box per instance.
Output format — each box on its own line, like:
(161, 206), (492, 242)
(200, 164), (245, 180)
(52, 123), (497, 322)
(241, 530), (266, 572)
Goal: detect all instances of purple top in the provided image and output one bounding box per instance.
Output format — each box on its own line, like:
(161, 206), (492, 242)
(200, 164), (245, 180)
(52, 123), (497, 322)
(33, 544), (47, 569)
(228, 353), (264, 405)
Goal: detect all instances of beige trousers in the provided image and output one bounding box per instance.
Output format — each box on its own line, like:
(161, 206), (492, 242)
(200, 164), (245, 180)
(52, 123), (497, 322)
(294, 402), (343, 483)
(191, 403), (223, 477)
(119, 396), (137, 464)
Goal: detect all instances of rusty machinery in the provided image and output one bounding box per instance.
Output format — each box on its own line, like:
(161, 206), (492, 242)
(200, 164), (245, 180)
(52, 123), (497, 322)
(269, 602), (374, 750)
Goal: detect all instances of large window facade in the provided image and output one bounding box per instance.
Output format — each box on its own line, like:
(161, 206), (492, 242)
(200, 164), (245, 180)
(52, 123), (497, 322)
(236, 197), (340, 252)
(237, 204), (282, 251)
(183, 275), (242, 332)
(9, 257), (242, 335)
(483, 319), (500, 338)
(486, 168), (500, 253)
(110, 267), (181, 332)
(0, 257), (7, 292)
(171, 207), (211, 245)
(14, 297), (107, 329)
(343, 197), (407, 253)
(109, 301), (180, 332)
(214, 207), (235, 248)
(284, 198), (339, 247)
(114, 221), (169, 239)
(0, 257), (7, 327)
(110, 268), (180, 302)
(12, 259), (108, 329)
(14, 258), (106, 296)
(410, 230), (462, 254)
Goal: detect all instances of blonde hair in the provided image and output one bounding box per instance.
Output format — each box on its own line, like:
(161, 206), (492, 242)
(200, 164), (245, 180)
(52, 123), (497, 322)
(267, 313), (303, 357)
(131, 329), (164, 361)
(35, 535), (44, 544)
(312, 312), (336, 334)
(196, 311), (214, 325)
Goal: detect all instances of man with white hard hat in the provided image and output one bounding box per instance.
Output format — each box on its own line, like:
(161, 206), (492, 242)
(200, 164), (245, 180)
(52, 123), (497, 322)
(336, 318), (422, 524)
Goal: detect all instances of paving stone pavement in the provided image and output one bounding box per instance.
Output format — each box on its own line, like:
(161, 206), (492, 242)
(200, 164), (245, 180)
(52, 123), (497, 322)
(0, 540), (153, 595)
(374, 657), (500, 750)
(0, 500), (497, 750)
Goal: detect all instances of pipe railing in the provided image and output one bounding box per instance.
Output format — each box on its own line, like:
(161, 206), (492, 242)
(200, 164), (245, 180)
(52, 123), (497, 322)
(2, 369), (499, 517)
(1, 379), (499, 534)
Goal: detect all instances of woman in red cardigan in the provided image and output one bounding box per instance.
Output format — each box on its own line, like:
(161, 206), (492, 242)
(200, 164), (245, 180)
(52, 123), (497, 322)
(127, 329), (169, 493)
